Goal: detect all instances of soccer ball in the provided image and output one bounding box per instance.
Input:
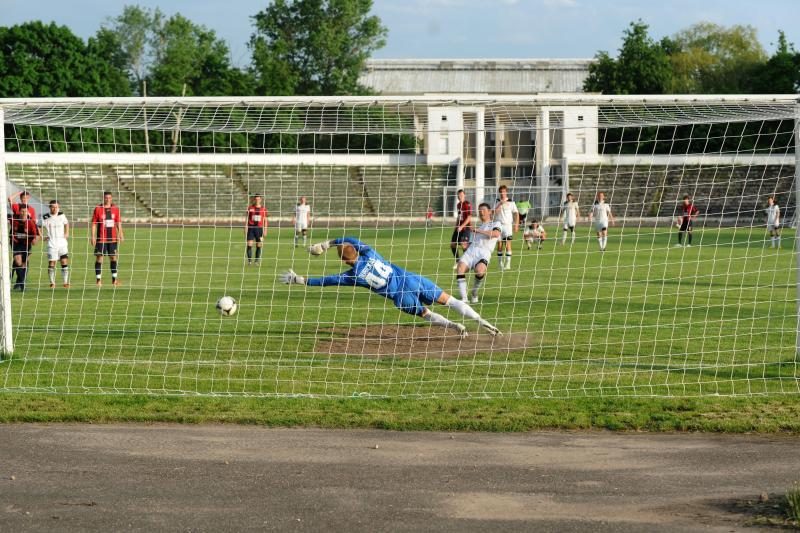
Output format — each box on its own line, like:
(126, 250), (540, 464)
(674, 218), (682, 229)
(216, 296), (238, 317)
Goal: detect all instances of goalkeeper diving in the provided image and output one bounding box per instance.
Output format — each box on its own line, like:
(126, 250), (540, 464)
(281, 237), (501, 337)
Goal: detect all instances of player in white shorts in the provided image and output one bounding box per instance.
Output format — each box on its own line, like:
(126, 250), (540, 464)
(559, 192), (581, 245)
(456, 203), (502, 303)
(766, 196), (781, 248)
(40, 200), (70, 288)
(293, 196), (311, 247)
(523, 220), (547, 250)
(589, 192), (615, 251)
(493, 185), (519, 270)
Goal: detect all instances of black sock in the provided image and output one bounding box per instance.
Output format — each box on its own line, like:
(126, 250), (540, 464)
(110, 261), (118, 278)
(678, 232), (683, 244)
(13, 265), (21, 285)
(688, 232), (693, 245)
(451, 246), (458, 258)
(246, 245), (252, 259)
(18, 267), (26, 285)
(95, 261), (102, 277)
(255, 246), (262, 260)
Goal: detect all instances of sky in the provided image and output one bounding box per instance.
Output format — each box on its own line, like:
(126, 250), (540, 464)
(2, 0), (799, 67)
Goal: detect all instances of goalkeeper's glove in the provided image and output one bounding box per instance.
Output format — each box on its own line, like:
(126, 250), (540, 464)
(307, 240), (331, 256)
(279, 270), (306, 285)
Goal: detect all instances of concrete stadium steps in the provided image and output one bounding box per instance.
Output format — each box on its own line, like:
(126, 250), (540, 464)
(358, 166), (451, 216)
(568, 164), (795, 221)
(5, 164), (150, 221)
(229, 165), (366, 217)
(111, 165), (247, 221)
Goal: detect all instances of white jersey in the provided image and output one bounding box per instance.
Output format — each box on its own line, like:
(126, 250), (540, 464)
(493, 200), (518, 227)
(766, 204), (780, 227)
(562, 201), (579, 226)
(295, 204), (311, 223)
(591, 201), (612, 227)
(471, 220), (503, 252)
(41, 212), (68, 241)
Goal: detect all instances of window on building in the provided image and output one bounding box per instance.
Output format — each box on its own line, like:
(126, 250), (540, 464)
(575, 134), (586, 155)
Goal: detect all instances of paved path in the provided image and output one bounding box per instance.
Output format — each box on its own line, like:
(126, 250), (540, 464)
(1, 425), (798, 532)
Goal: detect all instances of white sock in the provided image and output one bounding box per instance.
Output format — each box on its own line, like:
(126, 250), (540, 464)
(48, 267), (55, 285)
(423, 310), (462, 331)
(505, 252), (512, 268)
(598, 237), (603, 249)
(61, 267), (69, 284)
(562, 231), (567, 244)
(571, 231), (576, 243)
(471, 276), (485, 298)
(446, 297), (482, 322)
(457, 277), (468, 300)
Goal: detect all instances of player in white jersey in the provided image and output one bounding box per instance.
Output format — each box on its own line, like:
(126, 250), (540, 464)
(493, 185), (519, 270)
(766, 196), (781, 248)
(293, 196), (311, 247)
(40, 200), (70, 288)
(559, 192), (581, 245)
(523, 220), (547, 250)
(456, 203), (502, 303)
(589, 192), (615, 251)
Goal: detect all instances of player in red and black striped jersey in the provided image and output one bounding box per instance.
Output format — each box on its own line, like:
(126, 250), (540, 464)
(90, 191), (124, 286)
(246, 194), (268, 264)
(676, 195), (700, 247)
(450, 189), (473, 265)
(8, 190), (39, 291)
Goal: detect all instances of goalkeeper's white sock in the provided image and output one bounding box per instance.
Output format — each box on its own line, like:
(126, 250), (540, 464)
(446, 296), (482, 322)
(572, 231), (576, 244)
(456, 275), (468, 300)
(423, 310), (463, 332)
(562, 230), (567, 245)
(48, 267), (55, 285)
(61, 266), (69, 284)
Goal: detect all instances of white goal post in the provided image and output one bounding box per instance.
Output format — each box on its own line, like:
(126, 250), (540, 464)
(0, 95), (798, 398)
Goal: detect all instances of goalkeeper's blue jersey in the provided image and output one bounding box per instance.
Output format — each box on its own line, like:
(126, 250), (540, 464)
(305, 237), (443, 316)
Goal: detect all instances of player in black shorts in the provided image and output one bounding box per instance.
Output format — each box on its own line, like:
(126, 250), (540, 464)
(450, 189), (473, 266)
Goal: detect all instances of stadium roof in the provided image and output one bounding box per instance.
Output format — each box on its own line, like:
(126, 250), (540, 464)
(360, 58), (595, 95)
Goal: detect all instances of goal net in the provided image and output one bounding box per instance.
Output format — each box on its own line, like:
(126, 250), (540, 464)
(0, 96), (798, 398)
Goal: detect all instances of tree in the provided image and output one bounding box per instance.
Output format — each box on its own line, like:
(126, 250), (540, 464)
(249, 0), (387, 96)
(667, 22), (767, 93)
(584, 21), (672, 94)
(751, 31), (800, 93)
(0, 21), (130, 98)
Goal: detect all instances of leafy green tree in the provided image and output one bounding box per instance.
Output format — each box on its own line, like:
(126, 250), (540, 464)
(584, 21), (672, 94)
(249, 0), (387, 96)
(751, 31), (800, 93)
(0, 21), (130, 98)
(667, 22), (767, 93)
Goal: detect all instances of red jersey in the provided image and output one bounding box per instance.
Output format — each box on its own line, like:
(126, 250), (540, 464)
(456, 200), (472, 228)
(9, 203), (39, 242)
(682, 203), (699, 221)
(247, 205), (267, 228)
(92, 204), (122, 243)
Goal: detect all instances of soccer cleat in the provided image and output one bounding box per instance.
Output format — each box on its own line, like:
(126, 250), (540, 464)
(674, 244), (683, 248)
(49, 283), (56, 289)
(454, 323), (468, 338)
(63, 283), (70, 289)
(470, 295), (479, 304)
(481, 322), (501, 337)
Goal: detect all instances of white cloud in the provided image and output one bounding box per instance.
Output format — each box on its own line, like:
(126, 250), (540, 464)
(542, 0), (578, 7)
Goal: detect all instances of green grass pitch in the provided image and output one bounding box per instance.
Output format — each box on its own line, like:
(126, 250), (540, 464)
(1, 223), (798, 399)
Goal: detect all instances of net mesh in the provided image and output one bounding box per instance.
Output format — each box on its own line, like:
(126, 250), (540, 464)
(0, 97), (798, 397)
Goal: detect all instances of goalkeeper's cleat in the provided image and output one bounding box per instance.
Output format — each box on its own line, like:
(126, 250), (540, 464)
(481, 322), (501, 337)
(455, 323), (468, 338)
(470, 295), (479, 304)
